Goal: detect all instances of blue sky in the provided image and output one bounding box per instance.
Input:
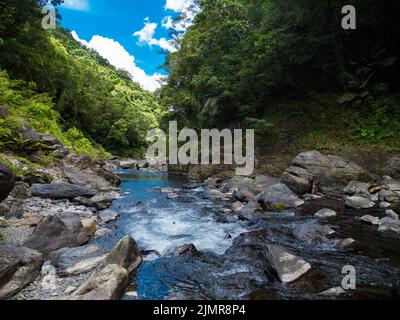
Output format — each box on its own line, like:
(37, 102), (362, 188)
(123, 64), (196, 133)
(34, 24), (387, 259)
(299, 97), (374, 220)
(58, 0), (197, 91)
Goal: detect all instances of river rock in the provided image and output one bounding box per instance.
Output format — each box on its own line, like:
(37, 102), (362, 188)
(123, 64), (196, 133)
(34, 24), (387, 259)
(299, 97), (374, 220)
(89, 191), (119, 210)
(0, 163), (15, 202)
(65, 168), (112, 192)
(281, 166), (313, 195)
(233, 189), (255, 203)
(314, 208), (337, 218)
(378, 190), (400, 203)
(98, 210), (119, 224)
(380, 202), (392, 209)
(293, 223), (335, 245)
(31, 183), (96, 200)
(69, 264), (128, 300)
(257, 183), (304, 209)
(49, 245), (107, 277)
(24, 212), (90, 254)
(11, 182), (31, 199)
(106, 236), (142, 275)
(203, 189), (228, 200)
(167, 193), (179, 199)
(360, 215), (380, 225)
(340, 238), (356, 249)
(0, 244), (44, 299)
(263, 245), (312, 283)
(378, 217), (400, 234)
(345, 196), (375, 209)
(343, 181), (371, 196)
(385, 210), (399, 220)
(166, 244), (198, 257)
(231, 201), (244, 212)
(81, 218), (97, 236)
(238, 201), (261, 220)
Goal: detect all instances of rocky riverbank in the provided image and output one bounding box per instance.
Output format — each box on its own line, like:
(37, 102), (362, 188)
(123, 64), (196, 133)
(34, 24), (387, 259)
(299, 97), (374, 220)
(1, 147), (400, 300)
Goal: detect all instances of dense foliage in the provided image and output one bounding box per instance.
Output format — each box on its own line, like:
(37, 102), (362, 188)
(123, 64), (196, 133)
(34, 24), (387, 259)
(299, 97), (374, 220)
(0, 0), (165, 157)
(161, 0), (400, 149)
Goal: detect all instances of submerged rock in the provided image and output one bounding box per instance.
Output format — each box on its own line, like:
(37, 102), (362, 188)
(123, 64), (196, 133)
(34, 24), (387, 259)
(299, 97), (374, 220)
(0, 244), (44, 299)
(166, 244), (198, 257)
(293, 223), (335, 245)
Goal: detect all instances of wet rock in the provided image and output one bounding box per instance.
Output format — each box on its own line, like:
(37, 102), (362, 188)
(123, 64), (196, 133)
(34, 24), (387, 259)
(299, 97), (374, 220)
(380, 202), (392, 209)
(106, 236), (142, 275)
(69, 264), (128, 300)
(340, 238), (356, 249)
(167, 193), (179, 199)
(203, 189), (228, 200)
(98, 210), (119, 224)
(257, 183), (304, 209)
(0, 244), (44, 299)
(233, 189), (255, 203)
(49, 245), (107, 277)
(345, 196), (375, 209)
(303, 193), (323, 201)
(263, 245), (312, 283)
(31, 183), (96, 200)
(0, 163), (15, 202)
(343, 181), (371, 196)
(385, 209), (399, 221)
(182, 182), (201, 190)
(166, 244), (198, 257)
(238, 202), (261, 220)
(378, 217), (400, 233)
(24, 212), (90, 255)
(359, 215), (380, 225)
(314, 208), (337, 218)
(94, 228), (113, 239)
(281, 166), (312, 195)
(293, 223), (335, 245)
(231, 201), (244, 212)
(378, 190), (400, 203)
(318, 287), (346, 297)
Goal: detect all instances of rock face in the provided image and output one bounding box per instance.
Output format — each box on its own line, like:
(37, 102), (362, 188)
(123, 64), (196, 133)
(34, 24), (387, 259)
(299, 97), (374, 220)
(345, 196), (375, 209)
(263, 245), (312, 283)
(281, 151), (369, 194)
(0, 163), (15, 202)
(0, 244), (44, 299)
(69, 264), (129, 300)
(106, 236), (142, 275)
(31, 183), (96, 200)
(384, 154), (400, 179)
(257, 183), (304, 209)
(24, 212), (90, 254)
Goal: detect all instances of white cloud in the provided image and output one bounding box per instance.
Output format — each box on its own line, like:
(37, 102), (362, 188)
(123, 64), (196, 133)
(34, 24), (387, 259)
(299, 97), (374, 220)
(61, 0), (89, 11)
(163, 0), (200, 33)
(162, 16), (174, 29)
(71, 31), (164, 92)
(134, 19), (177, 53)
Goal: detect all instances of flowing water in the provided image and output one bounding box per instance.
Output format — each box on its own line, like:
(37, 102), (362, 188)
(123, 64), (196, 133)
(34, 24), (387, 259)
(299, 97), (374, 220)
(106, 170), (400, 300)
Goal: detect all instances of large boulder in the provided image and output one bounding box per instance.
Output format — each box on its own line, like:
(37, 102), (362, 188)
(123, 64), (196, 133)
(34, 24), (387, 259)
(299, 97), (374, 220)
(263, 245), (312, 283)
(106, 236), (142, 275)
(281, 151), (370, 194)
(65, 168), (112, 192)
(0, 163), (15, 202)
(69, 264), (129, 300)
(384, 154), (400, 179)
(24, 212), (90, 254)
(0, 244), (44, 299)
(31, 183), (96, 200)
(257, 183), (304, 209)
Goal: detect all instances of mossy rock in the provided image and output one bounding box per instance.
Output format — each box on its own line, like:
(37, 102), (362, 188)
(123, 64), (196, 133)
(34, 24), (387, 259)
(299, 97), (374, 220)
(270, 203), (286, 212)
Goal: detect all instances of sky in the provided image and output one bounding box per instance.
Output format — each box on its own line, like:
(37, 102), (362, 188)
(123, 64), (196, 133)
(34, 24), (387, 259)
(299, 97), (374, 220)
(57, 0), (198, 91)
